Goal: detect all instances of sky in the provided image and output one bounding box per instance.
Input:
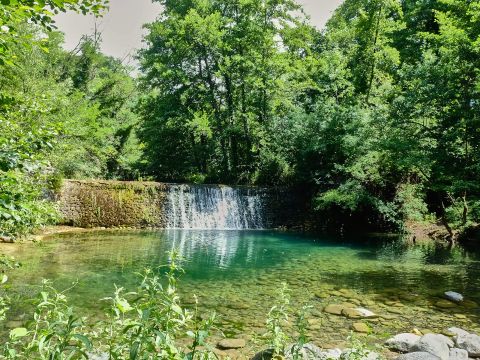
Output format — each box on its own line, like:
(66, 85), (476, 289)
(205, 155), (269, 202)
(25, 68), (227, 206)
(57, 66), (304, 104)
(55, 0), (344, 63)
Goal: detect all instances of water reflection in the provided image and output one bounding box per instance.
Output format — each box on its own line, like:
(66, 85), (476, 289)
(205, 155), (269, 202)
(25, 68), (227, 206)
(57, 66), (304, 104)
(1, 230), (479, 312)
(168, 230), (245, 269)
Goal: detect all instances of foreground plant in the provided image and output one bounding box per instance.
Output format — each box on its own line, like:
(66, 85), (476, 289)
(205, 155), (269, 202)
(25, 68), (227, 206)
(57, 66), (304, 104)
(3, 280), (91, 359)
(97, 251), (218, 359)
(259, 283), (317, 360)
(1, 251), (218, 360)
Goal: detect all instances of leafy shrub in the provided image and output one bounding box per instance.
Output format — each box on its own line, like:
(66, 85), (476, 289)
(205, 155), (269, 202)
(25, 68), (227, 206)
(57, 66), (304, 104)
(1, 252), (218, 360)
(394, 184), (428, 222)
(0, 171), (58, 239)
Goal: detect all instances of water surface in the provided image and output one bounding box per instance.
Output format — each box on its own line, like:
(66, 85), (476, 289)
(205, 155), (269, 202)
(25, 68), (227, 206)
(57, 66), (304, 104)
(1, 230), (479, 347)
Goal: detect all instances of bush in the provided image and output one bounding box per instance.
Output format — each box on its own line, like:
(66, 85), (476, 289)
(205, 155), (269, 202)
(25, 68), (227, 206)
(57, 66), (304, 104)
(1, 252), (218, 360)
(0, 170), (58, 239)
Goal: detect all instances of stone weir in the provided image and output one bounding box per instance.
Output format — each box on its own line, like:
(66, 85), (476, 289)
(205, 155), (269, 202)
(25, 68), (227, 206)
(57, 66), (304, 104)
(56, 180), (300, 229)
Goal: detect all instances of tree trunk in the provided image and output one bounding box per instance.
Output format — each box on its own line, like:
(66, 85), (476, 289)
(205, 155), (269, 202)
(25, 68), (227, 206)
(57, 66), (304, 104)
(365, 3), (383, 104)
(441, 201), (456, 244)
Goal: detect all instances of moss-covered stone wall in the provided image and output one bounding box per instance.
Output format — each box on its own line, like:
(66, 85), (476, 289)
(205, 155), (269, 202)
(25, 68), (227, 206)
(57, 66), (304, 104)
(56, 180), (303, 229)
(57, 180), (169, 228)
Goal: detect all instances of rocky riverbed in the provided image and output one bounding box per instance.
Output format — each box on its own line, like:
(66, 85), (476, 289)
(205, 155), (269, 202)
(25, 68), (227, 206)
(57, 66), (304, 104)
(202, 325), (480, 359)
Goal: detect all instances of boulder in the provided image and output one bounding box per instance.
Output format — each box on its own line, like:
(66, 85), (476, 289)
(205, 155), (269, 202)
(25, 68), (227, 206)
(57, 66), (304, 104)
(319, 349), (342, 359)
(455, 333), (480, 357)
(217, 338), (246, 349)
(444, 292), (463, 303)
(251, 346), (342, 360)
(448, 328), (469, 338)
(385, 333), (421, 352)
(341, 349), (379, 360)
(435, 334), (455, 348)
(396, 352), (441, 360)
(411, 334), (450, 360)
(251, 349), (273, 360)
(448, 348), (468, 360)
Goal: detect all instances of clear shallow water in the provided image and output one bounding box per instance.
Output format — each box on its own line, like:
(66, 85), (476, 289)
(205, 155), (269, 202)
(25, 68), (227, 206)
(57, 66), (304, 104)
(1, 230), (480, 348)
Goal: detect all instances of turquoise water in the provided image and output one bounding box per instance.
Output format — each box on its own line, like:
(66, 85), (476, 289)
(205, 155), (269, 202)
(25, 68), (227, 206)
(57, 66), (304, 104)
(1, 230), (480, 347)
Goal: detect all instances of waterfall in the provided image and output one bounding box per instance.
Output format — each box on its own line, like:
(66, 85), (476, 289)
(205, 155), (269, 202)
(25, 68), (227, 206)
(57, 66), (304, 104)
(165, 184), (266, 230)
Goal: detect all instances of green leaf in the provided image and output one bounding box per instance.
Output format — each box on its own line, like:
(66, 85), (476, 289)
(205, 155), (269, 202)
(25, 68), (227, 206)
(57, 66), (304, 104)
(116, 298), (133, 313)
(171, 303), (183, 315)
(10, 327), (27, 338)
(130, 341), (140, 360)
(72, 334), (92, 350)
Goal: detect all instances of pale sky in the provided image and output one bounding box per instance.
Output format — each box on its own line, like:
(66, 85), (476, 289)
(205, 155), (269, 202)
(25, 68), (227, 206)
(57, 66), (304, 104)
(55, 0), (343, 63)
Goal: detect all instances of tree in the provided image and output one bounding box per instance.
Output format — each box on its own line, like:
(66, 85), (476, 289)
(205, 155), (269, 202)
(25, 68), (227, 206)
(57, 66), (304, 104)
(0, 0), (107, 238)
(138, 0), (317, 184)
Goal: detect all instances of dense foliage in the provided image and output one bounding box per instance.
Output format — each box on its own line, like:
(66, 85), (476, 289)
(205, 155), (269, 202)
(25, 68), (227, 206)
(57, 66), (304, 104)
(0, 0), (141, 238)
(138, 0), (317, 184)
(138, 0), (480, 235)
(1, 253), (220, 359)
(1, 0), (480, 238)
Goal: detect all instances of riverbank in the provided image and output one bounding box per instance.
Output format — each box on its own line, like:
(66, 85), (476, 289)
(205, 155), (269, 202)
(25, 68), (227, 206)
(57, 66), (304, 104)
(404, 221), (452, 243)
(404, 221), (480, 245)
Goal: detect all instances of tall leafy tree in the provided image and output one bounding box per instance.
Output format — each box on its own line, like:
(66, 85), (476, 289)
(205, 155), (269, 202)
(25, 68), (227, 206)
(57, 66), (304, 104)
(138, 0), (317, 183)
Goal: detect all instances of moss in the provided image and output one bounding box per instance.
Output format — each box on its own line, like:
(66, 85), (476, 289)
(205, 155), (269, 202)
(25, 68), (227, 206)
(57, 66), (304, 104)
(57, 180), (169, 228)
(57, 179), (289, 229)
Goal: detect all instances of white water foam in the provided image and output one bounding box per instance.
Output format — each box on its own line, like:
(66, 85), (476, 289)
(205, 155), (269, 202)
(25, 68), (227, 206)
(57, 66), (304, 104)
(165, 184), (265, 230)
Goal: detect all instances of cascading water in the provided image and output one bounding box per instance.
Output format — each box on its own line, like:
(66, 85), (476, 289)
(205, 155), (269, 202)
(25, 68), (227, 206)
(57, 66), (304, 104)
(165, 184), (266, 229)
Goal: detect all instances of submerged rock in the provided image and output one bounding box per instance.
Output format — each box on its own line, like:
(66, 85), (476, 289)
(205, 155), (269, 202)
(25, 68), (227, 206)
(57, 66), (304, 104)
(435, 300), (457, 309)
(411, 334), (451, 360)
(217, 338), (246, 349)
(396, 352), (441, 360)
(461, 300), (478, 309)
(385, 333), (421, 352)
(447, 328), (469, 338)
(455, 333), (480, 357)
(387, 308), (404, 315)
(341, 307), (376, 319)
(315, 291), (330, 299)
(444, 292), (463, 303)
(352, 322), (370, 333)
(324, 304), (345, 315)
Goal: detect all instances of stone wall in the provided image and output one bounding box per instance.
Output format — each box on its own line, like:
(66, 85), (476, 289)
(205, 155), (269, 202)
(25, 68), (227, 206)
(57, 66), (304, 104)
(56, 180), (304, 229)
(57, 180), (169, 228)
